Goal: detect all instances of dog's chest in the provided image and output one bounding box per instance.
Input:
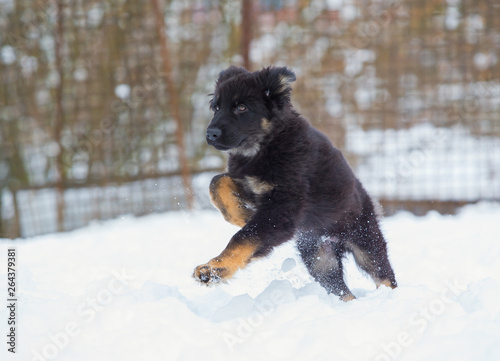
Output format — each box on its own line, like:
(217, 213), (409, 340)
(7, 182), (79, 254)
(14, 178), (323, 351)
(242, 176), (275, 196)
(228, 156), (276, 199)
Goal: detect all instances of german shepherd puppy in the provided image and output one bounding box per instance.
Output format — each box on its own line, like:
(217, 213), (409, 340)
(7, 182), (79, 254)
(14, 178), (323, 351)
(193, 66), (397, 301)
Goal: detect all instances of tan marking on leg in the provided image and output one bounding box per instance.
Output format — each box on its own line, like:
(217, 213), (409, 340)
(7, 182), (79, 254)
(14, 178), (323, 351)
(193, 241), (258, 284)
(350, 244), (374, 273)
(210, 175), (251, 228)
(376, 279), (397, 289)
(313, 241), (339, 274)
(211, 242), (258, 276)
(340, 293), (356, 302)
(350, 244), (397, 290)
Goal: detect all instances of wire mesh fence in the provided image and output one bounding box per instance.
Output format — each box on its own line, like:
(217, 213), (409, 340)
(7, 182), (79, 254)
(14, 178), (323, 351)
(1, 0), (499, 238)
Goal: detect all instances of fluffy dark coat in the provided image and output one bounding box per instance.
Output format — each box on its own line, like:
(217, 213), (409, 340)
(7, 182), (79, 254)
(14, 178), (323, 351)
(193, 66), (397, 301)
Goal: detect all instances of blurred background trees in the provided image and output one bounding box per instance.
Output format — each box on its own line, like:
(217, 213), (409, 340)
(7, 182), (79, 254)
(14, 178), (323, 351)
(0, 0), (499, 238)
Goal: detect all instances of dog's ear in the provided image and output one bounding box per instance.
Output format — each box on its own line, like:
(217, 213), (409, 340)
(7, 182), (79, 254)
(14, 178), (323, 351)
(216, 66), (249, 85)
(256, 66), (296, 106)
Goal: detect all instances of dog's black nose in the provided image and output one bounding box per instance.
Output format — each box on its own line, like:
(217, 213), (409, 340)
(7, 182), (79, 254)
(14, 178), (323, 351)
(206, 127), (222, 143)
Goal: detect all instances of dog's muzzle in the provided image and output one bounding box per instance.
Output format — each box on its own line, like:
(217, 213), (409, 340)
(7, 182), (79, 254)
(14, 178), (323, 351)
(206, 127), (231, 150)
(206, 127), (222, 145)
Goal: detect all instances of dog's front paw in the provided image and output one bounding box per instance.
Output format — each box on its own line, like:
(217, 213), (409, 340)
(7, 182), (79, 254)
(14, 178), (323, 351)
(193, 262), (228, 285)
(193, 244), (256, 285)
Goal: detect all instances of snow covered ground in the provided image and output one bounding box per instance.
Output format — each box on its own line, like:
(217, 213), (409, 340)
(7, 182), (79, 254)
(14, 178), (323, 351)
(1, 202), (500, 361)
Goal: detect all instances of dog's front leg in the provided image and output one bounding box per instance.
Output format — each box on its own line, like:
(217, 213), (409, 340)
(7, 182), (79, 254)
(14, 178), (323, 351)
(193, 201), (299, 285)
(193, 237), (259, 284)
(209, 174), (255, 228)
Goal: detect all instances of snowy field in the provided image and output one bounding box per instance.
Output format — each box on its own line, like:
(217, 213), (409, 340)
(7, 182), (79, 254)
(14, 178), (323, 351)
(1, 202), (500, 361)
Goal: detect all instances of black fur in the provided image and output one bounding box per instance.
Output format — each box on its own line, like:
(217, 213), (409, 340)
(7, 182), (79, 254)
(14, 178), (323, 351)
(198, 66), (397, 301)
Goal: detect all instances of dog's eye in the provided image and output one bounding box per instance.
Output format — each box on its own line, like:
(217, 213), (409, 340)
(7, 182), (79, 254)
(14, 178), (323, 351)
(236, 104), (247, 112)
(214, 105), (220, 112)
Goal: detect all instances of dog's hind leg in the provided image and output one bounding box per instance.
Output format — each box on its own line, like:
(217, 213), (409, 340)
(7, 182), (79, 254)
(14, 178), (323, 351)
(297, 234), (356, 302)
(209, 174), (255, 228)
(347, 223), (397, 289)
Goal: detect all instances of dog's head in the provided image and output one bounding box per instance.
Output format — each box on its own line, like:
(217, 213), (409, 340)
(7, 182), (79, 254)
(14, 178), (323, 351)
(206, 66), (296, 156)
